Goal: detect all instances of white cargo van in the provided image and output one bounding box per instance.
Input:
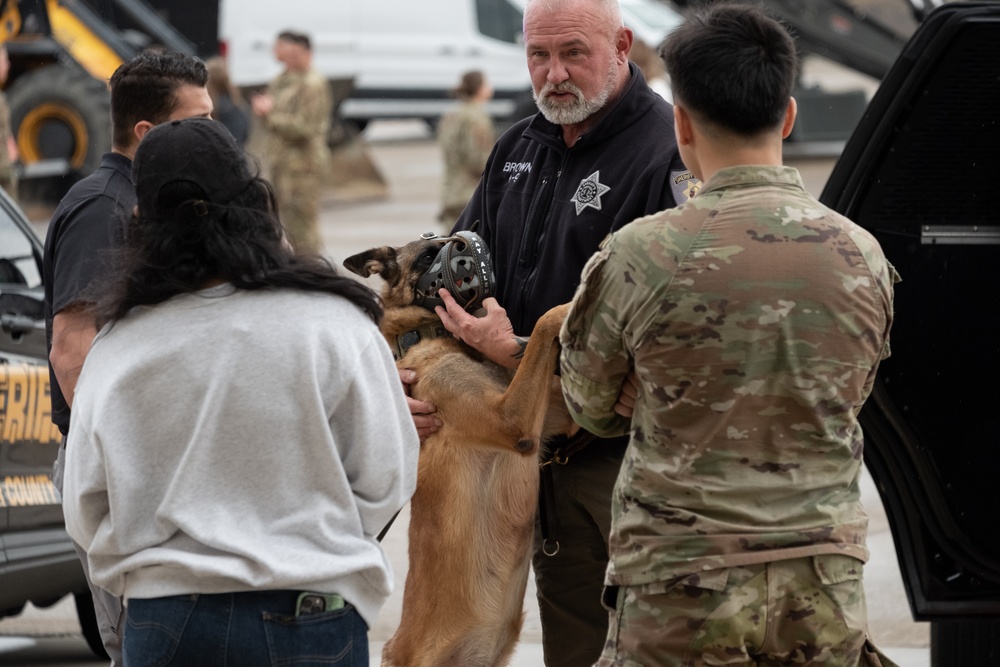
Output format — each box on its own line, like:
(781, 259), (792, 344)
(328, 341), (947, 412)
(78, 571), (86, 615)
(219, 0), (682, 129)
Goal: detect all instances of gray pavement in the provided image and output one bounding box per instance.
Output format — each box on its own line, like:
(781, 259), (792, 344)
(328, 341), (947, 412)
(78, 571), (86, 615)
(1, 115), (931, 666)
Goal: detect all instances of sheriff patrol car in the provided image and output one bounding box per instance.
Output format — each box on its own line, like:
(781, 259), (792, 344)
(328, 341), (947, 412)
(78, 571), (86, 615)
(0, 187), (104, 656)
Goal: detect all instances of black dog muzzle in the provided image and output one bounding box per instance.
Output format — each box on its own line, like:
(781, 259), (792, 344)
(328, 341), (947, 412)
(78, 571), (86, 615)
(413, 231), (495, 312)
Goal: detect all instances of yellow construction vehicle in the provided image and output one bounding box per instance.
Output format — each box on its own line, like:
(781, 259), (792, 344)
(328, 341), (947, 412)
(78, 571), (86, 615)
(0, 0), (198, 199)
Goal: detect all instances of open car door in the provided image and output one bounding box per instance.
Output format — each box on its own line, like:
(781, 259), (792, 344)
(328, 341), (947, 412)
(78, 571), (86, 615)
(820, 3), (1000, 664)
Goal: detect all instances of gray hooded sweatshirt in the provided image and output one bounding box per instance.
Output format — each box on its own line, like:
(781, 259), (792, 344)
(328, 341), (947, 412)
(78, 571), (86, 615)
(63, 285), (419, 627)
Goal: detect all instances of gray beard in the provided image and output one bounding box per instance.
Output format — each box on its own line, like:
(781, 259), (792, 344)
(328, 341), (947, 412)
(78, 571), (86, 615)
(533, 63), (619, 126)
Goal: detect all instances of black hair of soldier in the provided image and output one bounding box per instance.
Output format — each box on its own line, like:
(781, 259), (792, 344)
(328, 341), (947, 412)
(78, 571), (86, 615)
(660, 3), (798, 137)
(109, 49), (209, 150)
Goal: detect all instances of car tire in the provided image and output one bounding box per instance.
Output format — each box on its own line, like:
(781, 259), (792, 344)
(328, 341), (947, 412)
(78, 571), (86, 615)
(74, 591), (111, 660)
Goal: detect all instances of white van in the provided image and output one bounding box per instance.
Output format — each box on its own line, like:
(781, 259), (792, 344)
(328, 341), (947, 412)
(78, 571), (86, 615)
(219, 0), (683, 128)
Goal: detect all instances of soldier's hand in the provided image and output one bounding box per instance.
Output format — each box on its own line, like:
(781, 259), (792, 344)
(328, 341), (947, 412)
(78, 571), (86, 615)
(614, 370), (639, 418)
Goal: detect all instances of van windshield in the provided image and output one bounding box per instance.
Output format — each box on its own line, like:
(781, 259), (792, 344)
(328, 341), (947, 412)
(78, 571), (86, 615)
(0, 208), (41, 289)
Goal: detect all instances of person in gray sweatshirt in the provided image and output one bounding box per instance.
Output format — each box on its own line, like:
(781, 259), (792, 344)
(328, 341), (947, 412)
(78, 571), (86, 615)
(61, 117), (419, 667)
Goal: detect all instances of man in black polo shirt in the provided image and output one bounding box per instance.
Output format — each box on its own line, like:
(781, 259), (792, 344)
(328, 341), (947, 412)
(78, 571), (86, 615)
(42, 49), (211, 666)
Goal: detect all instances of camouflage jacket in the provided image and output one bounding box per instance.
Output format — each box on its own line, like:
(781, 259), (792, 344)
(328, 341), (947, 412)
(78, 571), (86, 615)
(437, 100), (495, 211)
(262, 68), (331, 171)
(0, 91), (15, 189)
(559, 165), (899, 585)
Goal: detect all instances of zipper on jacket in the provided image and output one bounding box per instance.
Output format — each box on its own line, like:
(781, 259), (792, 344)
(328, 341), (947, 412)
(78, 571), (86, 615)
(518, 175), (554, 268)
(516, 164), (565, 327)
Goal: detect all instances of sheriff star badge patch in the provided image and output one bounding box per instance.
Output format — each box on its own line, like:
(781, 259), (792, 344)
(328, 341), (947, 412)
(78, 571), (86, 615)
(571, 171), (611, 215)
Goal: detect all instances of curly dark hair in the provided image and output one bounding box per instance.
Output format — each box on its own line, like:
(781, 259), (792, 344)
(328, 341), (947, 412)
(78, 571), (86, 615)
(94, 173), (381, 326)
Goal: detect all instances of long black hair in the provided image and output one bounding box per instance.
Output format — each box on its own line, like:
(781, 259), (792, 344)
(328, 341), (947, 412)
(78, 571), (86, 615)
(95, 172), (381, 325)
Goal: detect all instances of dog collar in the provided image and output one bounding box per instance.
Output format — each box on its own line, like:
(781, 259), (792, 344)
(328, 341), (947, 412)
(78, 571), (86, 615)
(392, 322), (451, 361)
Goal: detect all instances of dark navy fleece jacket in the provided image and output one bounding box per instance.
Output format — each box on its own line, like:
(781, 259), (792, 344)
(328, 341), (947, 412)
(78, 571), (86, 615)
(453, 63), (690, 335)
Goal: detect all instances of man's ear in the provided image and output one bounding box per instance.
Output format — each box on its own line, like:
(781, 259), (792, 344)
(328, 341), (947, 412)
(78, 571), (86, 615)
(780, 97), (797, 140)
(133, 120), (155, 144)
(673, 104), (694, 146)
(616, 26), (634, 64)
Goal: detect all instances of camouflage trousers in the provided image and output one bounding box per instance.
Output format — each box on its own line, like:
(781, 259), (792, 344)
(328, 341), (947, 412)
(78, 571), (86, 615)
(272, 166), (323, 255)
(596, 555), (897, 667)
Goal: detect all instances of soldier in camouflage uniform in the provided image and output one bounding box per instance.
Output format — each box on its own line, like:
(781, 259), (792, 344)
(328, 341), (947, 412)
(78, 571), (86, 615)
(437, 70), (496, 227)
(559, 6), (900, 666)
(252, 31), (331, 255)
(0, 45), (18, 200)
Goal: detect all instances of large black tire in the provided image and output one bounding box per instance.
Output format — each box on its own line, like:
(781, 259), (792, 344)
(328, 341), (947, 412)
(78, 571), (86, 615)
(74, 591), (111, 660)
(7, 64), (112, 179)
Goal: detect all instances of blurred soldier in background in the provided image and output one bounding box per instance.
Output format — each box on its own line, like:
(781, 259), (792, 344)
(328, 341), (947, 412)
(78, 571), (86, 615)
(437, 70), (495, 227)
(0, 44), (19, 200)
(252, 30), (332, 255)
(206, 56), (250, 147)
(630, 38), (671, 102)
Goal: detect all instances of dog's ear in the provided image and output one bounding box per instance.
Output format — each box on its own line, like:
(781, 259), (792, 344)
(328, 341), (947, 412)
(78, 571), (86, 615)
(343, 247), (400, 283)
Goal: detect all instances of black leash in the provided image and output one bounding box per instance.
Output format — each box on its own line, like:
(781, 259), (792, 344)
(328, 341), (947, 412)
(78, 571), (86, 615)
(377, 510), (401, 542)
(538, 430), (597, 557)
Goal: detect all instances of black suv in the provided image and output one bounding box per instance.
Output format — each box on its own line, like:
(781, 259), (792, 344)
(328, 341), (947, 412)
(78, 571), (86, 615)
(0, 187), (104, 656)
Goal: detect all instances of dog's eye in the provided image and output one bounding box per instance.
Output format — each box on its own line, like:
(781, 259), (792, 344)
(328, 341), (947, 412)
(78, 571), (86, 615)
(417, 249), (437, 268)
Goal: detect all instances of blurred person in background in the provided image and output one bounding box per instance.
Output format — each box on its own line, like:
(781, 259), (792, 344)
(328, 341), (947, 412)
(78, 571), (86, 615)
(437, 70), (496, 227)
(206, 55), (250, 147)
(252, 30), (332, 255)
(62, 118), (419, 667)
(630, 38), (671, 102)
(0, 44), (19, 200)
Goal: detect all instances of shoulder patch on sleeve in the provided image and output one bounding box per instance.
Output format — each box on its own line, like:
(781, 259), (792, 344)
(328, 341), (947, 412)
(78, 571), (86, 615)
(669, 170), (701, 205)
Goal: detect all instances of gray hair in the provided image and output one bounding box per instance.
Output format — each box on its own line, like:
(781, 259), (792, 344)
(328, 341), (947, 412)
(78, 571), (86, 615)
(524, 0), (624, 36)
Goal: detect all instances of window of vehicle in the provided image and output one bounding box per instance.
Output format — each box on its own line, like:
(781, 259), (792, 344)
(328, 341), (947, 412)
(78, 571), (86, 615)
(0, 207), (41, 289)
(477, 0), (524, 44)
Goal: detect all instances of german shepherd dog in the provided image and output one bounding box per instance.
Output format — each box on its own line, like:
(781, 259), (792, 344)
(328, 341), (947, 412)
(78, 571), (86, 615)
(344, 234), (573, 667)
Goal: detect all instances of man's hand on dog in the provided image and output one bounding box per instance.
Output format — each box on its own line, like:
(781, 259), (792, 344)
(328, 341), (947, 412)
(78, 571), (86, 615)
(435, 289), (523, 369)
(399, 369), (441, 441)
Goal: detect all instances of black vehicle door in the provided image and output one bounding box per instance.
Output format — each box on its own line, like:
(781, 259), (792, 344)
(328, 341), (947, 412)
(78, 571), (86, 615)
(0, 191), (63, 533)
(820, 0), (1000, 625)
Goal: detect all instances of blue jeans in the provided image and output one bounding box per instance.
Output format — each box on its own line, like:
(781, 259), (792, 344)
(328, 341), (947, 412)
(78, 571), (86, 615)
(123, 590), (368, 667)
